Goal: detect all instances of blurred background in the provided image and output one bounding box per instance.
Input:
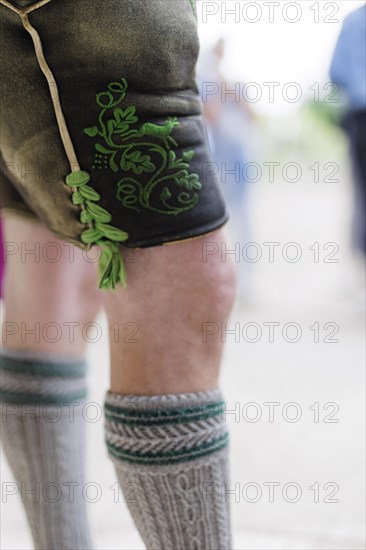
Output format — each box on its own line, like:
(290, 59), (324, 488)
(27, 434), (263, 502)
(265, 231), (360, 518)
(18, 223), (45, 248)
(1, 1), (365, 548)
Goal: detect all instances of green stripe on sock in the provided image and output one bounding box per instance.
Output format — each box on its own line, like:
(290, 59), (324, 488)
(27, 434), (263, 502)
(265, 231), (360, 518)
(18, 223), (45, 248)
(104, 400), (225, 426)
(0, 356), (87, 378)
(105, 409), (224, 427)
(105, 400), (224, 417)
(106, 432), (229, 465)
(0, 389), (87, 405)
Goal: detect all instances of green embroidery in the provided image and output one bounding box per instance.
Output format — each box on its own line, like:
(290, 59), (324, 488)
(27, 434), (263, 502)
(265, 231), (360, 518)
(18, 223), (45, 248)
(68, 78), (202, 290)
(65, 170), (128, 290)
(83, 78), (202, 216)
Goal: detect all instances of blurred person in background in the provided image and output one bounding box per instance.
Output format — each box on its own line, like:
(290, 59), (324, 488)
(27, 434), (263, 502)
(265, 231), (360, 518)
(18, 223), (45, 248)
(197, 37), (257, 301)
(330, 4), (366, 258)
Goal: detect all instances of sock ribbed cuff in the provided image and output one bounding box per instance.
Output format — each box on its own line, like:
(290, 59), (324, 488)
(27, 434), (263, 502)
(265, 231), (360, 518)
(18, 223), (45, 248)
(0, 349), (88, 404)
(104, 389), (229, 467)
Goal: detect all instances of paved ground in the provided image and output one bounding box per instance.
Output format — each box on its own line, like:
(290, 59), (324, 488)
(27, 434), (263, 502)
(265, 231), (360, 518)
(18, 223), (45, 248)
(1, 154), (365, 548)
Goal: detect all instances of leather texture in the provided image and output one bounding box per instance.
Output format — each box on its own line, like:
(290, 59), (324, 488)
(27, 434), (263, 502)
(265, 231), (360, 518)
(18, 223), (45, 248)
(0, 0), (228, 248)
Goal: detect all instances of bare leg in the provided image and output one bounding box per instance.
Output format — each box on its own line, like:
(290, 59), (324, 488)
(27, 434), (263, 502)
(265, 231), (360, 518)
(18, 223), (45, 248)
(103, 228), (237, 549)
(2, 216), (102, 355)
(104, 229), (236, 395)
(1, 216), (102, 550)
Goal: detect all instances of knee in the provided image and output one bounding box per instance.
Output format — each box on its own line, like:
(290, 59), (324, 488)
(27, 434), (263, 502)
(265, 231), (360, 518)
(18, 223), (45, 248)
(104, 229), (237, 329)
(191, 234), (238, 323)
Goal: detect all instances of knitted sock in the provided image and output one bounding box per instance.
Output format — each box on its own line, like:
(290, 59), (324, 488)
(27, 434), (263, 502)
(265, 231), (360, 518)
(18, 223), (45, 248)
(0, 349), (93, 550)
(105, 389), (231, 550)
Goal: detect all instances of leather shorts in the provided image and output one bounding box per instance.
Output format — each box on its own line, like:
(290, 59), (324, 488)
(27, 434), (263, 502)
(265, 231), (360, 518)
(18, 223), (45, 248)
(0, 0), (228, 286)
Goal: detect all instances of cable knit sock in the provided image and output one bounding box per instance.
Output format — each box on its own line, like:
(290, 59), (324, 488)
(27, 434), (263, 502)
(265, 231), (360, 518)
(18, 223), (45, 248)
(105, 389), (231, 550)
(0, 349), (93, 550)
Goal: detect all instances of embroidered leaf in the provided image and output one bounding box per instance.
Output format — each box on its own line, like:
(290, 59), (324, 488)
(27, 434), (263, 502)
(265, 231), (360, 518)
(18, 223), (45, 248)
(161, 187), (172, 201)
(109, 153), (118, 173)
(66, 169), (129, 292)
(72, 191), (84, 205)
(122, 151), (155, 175)
(80, 209), (93, 224)
(99, 256), (114, 289)
(85, 201), (112, 223)
(95, 223), (129, 241)
(98, 243), (113, 277)
(173, 160), (189, 170)
(123, 106), (137, 122)
(174, 171), (201, 191)
(112, 252), (122, 286)
(114, 122), (129, 135)
(65, 170), (90, 188)
(84, 126), (99, 138)
(106, 107), (138, 137)
(182, 150), (195, 162)
(174, 170), (189, 183)
(95, 143), (113, 155)
(114, 107), (138, 126)
(185, 173), (202, 190)
(81, 227), (104, 243)
(79, 185), (101, 201)
(168, 150), (189, 170)
(98, 241), (127, 289)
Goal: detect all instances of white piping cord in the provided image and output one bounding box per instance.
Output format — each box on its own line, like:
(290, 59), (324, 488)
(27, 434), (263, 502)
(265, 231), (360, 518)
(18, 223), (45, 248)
(0, 0), (80, 172)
